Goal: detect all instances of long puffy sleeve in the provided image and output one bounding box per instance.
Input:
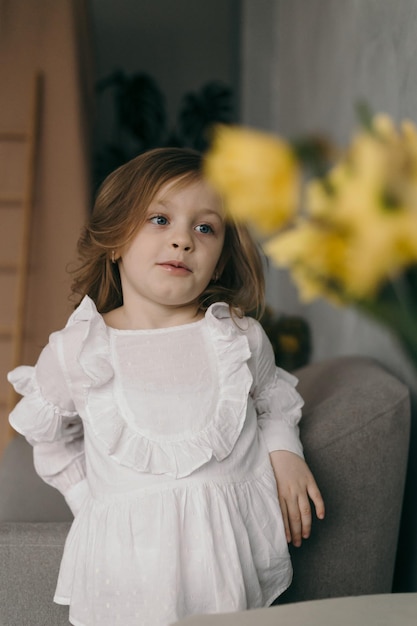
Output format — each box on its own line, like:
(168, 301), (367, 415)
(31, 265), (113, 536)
(250, 320), (304, 458)
(7, 339), (88, 516)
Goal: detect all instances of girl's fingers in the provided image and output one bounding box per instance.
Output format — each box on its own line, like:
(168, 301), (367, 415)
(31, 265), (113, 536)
(278, 495), (291, 544)
(287, 497), (303, 547)
(298, 493), (312, 539)
(309, 483), (326, 520)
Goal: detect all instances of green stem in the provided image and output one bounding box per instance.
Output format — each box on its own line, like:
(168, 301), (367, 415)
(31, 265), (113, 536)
(358, 287), (417, 370)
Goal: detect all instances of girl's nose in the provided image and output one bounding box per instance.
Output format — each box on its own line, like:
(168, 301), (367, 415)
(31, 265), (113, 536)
(172, 241), (192, 251)
(171, 230), (193, 251)
(172, 242), (191, 250)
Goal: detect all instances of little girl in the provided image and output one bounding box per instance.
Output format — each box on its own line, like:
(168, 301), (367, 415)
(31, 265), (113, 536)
(8, 147), (324, 626)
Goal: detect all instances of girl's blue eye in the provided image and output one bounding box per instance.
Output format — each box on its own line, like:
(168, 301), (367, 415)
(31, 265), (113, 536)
(150, 215), (168, 225)
(196, 223), (213, 234)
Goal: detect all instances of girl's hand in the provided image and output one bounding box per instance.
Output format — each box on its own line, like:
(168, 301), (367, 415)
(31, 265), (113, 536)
(269, 450), (325, 547)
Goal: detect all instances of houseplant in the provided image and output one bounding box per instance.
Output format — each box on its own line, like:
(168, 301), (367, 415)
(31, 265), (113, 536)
(205, 113), (417, 371)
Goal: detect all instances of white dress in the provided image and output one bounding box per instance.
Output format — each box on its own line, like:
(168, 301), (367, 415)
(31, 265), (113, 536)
(8, 296), (304, 626)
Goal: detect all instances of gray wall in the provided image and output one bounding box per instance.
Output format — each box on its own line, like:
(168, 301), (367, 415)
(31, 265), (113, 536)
(241, 0), (417, 591)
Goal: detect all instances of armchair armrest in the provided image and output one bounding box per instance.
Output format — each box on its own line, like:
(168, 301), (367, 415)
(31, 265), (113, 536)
(280, 355), (410, 602)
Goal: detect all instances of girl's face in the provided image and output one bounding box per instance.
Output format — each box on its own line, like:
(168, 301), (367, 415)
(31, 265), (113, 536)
(116, 177), (225, 327)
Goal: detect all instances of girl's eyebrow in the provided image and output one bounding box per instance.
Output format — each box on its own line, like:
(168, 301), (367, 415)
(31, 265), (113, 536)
(152, 199), (169, 208)
(198, 208), (224, 221)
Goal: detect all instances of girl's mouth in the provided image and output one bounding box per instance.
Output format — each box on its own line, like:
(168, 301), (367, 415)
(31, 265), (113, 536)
(158, 261), (192, 274)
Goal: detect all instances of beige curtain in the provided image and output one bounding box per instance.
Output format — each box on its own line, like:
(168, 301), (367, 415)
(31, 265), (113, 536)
(0, 0), (94, 452)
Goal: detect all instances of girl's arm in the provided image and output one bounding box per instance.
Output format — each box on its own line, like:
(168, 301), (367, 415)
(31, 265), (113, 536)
(250, 320), (325, 546)
(8, 342), (88, 516)
(32, 437), (88, 516)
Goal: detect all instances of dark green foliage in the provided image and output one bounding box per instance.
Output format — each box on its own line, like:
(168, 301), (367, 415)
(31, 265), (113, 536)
(178, 81), (234, 151)
(94, 71), (234, 190)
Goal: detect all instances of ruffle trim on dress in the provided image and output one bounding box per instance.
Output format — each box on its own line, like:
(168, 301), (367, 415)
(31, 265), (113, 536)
(254, 366), (304, 427)
(68, 297), (253, 478)
(7, 365), (80, 443)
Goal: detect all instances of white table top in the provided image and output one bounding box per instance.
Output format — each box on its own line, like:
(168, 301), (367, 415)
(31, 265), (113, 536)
(173, 593), (417, 625)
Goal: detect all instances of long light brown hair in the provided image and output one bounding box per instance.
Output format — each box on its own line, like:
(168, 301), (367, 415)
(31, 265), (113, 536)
(71, 147), (265, 317)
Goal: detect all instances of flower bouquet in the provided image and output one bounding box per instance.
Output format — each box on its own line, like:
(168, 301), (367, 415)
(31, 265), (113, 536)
(205, 113), (417, 371)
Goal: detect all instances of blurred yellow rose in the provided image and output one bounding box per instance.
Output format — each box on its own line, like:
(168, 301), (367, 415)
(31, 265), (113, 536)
(299, 114), (417, 298)
(204, 112), (417, 369)
(265, 221), (349, 303)
(204, 125), (300, 233)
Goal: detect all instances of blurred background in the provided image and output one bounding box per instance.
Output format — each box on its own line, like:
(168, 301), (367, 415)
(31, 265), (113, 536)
(0, 0), (416, 594)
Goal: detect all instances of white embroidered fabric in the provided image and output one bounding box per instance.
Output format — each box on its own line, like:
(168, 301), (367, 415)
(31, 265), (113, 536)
(111, 322), (219, 439)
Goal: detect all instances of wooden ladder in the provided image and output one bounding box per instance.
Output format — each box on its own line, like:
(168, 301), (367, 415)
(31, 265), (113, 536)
(0, 73), (42, 455)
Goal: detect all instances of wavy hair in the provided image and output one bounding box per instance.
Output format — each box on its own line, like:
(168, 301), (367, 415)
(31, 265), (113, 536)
(71, 147), (265, 317)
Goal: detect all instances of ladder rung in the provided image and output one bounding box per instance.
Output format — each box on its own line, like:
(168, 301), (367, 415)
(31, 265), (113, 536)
(0, 263), (19, 276)
(0, 263), (18, 273)
(0, 130), (28, 142)
(0, 326), (14, 339)
(0, 194), (24, 205)
(0, 394), (14, 413)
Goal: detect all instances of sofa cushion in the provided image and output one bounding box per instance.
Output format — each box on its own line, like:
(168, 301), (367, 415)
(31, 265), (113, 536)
(0, 435), (73, 522)
(0, 522), (71, 625)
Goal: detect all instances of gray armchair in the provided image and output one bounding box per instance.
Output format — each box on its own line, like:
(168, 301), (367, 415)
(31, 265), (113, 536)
(0, 356), (411, 626)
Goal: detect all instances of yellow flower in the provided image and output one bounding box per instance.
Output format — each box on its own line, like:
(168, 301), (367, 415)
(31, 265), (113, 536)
(205, 125), (300, 233)
(265, 211), (417, 303)
(301, 114), (417, 298)
(265, 222), (349, 303)
(205, 114), (417, 303)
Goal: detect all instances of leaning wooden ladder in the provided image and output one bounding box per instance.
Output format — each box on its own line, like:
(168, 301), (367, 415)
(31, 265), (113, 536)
(0, 73), (42, 456)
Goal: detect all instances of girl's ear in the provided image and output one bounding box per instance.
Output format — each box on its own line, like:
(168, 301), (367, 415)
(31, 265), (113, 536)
(111, 250), (119, 264)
